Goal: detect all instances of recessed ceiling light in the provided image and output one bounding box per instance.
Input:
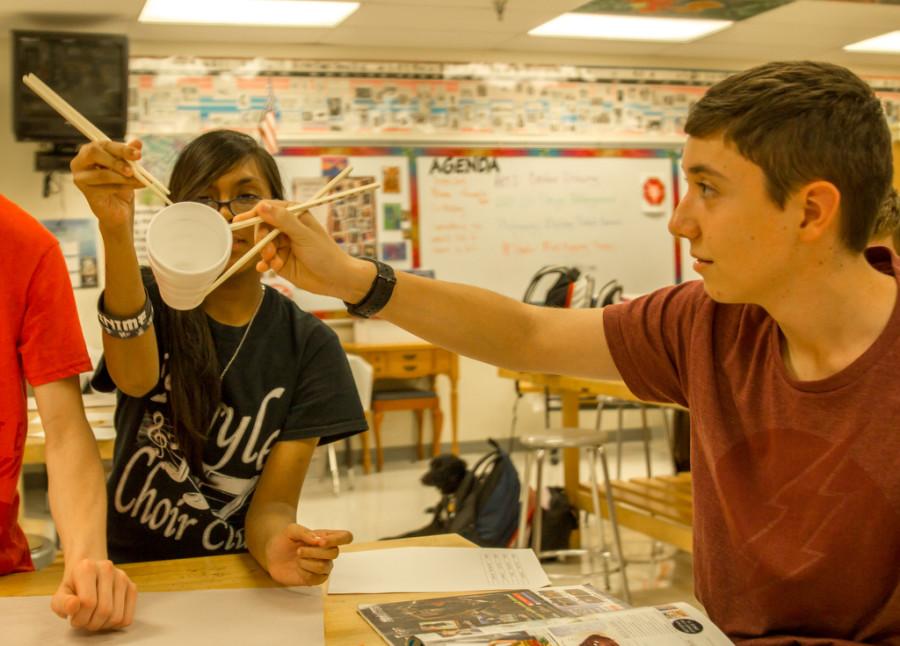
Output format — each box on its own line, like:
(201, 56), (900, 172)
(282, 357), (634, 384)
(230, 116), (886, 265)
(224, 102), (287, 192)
(139, 0), (359, 27)
(844, 31), (900, 54)
(529, 12), (732, 43)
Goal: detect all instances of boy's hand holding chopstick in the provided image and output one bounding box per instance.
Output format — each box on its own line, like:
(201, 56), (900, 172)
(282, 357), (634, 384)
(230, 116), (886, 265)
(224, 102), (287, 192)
(232, 199), (376, 306)
(213, 166), (376, 299)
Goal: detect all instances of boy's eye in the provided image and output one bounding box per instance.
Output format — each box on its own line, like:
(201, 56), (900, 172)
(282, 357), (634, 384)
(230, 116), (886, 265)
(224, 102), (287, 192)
(697, 182), (714, 197)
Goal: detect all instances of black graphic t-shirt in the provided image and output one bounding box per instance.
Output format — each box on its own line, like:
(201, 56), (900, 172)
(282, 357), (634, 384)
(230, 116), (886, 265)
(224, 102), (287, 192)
(93, 270), (366, 563)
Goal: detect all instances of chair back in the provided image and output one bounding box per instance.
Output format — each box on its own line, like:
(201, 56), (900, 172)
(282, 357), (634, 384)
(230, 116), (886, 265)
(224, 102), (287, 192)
(346, 354), (374, 410)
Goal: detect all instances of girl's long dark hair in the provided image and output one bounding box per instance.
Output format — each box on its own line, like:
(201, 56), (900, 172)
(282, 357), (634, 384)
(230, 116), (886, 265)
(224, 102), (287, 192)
(161, 130), (285, 475)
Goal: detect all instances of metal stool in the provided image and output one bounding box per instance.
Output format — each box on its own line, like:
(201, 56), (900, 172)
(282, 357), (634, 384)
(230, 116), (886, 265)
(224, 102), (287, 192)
(599, 397), (673, 479)
(515, 428), (631, 603)
(598, 399), (678, 565)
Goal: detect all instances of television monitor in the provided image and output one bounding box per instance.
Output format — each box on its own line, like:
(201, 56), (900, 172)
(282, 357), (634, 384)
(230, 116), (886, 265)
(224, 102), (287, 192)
(12, 30), (129, 143)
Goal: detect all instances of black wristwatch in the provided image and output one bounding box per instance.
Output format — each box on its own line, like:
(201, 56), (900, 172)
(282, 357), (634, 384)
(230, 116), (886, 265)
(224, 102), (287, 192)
(345, 257), (397, 318)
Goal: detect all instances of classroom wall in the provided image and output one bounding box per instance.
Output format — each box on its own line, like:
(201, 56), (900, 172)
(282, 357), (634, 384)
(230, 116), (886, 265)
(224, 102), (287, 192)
(4, 33), (899, 456)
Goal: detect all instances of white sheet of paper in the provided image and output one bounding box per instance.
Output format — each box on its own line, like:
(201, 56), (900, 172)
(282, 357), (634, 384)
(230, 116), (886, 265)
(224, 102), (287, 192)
(327, 547), (551, 594)
(1, 586), (324, 645)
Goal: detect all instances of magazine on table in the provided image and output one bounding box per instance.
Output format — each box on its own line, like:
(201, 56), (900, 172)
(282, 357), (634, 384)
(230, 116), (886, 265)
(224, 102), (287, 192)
(413, 602), (731, 645)
(357, 585), (627, 646)
(357, 585), (731, 646)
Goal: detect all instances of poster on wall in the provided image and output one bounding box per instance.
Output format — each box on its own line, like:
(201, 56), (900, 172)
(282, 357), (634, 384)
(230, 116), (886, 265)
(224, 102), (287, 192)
(641, 174), (668, 214)
(41, 219), (99, 289)
(277, 151), (413, 314)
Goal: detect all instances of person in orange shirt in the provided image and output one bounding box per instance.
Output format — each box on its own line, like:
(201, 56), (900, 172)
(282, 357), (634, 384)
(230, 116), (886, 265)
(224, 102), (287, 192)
(0, 195), (136, 630)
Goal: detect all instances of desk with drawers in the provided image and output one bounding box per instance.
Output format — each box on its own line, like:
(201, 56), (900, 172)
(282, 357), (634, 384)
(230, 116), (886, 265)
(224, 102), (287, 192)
(342, 342), (459, 456)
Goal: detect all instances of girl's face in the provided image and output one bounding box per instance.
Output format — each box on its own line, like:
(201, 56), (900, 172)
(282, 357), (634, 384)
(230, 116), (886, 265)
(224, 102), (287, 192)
(192, 157), (273, 272)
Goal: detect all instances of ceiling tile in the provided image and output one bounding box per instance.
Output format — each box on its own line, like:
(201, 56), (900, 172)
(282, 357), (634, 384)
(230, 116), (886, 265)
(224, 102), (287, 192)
(1, 0), (899, 69)
(660, 40), (832, 62)
(322, 26), (512, 49)
(341, 3), (584, 34)
(503, 34), (671, 56)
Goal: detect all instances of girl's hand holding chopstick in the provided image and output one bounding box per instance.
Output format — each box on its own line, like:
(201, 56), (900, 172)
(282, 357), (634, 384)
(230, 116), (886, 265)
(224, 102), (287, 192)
(71, 140), (147, 232)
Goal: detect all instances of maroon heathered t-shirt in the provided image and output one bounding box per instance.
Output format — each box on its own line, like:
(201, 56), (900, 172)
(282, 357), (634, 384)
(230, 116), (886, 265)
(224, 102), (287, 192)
(603, 248), (900, 645)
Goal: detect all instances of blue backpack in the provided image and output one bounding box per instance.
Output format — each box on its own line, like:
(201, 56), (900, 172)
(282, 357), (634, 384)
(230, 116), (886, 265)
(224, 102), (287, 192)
(448, 439), (520, 547)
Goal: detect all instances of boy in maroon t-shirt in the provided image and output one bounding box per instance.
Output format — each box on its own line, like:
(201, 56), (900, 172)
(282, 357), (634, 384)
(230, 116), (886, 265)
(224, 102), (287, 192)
(243, 62), (898, 644)
(0, 195), (136, 630)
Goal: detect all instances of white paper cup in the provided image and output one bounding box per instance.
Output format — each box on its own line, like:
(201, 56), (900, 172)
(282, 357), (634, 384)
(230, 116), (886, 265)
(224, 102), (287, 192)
(148, 257), (211, 310)
(146, 202), (231, 310)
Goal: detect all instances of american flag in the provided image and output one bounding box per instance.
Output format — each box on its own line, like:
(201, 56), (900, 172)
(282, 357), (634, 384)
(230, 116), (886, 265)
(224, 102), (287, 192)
(258, 98), (279, 155)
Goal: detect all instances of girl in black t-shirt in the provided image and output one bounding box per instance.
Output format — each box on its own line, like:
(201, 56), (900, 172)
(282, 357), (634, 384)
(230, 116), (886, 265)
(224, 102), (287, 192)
(71, 130), (366, 584)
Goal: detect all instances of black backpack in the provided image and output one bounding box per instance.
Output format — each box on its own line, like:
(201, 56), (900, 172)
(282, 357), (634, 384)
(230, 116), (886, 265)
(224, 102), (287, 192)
(385, 440), (521, 547)
(447, 439), (521, 547)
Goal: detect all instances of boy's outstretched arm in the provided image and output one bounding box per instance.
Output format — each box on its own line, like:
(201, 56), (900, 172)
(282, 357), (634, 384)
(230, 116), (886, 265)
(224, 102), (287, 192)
(237, 202), (622, 381)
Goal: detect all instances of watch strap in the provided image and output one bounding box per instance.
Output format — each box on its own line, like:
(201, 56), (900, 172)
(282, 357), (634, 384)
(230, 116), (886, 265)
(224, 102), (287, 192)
(344, 258), (397, 318)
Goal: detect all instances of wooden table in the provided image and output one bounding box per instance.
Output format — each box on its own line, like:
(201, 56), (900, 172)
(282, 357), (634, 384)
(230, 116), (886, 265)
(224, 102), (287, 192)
(343, 342), (460, 455)
(0, 533), (475, 645)
(498, 369), (692, 552)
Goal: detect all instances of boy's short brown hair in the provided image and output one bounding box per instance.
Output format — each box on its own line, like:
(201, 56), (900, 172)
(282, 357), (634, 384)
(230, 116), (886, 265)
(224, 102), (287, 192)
(872, 187), (900, 252)
(685, 61), (893, 252)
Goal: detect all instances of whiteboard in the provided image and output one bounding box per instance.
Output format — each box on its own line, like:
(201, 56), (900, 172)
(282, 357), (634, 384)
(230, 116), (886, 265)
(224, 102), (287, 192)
(418, 154), (678, 300)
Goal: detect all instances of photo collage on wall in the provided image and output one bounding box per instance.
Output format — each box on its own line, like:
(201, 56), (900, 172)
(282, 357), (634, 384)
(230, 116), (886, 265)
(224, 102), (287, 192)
(322, 156), (377, 259)
(291, 156), (411, 265)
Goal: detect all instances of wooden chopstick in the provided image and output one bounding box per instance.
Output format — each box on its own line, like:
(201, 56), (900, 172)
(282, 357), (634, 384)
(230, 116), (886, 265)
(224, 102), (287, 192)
(202, 166), (355, 297)
(23, 74), (171, 199)
(23, 74), (171, 196)
(22, 74), (173, 205)
(229, 181), (381, 231)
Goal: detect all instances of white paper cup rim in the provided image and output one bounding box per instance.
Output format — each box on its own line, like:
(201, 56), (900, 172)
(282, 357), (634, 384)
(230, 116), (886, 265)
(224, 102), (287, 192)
(146, 202), (231, 279)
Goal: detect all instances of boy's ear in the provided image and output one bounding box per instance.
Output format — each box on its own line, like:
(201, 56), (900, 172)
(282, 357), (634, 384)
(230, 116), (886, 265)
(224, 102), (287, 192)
(796, 180), (841, 242)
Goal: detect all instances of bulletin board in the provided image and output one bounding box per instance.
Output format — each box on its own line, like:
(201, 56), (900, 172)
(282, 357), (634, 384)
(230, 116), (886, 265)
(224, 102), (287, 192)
(127, 57), (900, 141)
